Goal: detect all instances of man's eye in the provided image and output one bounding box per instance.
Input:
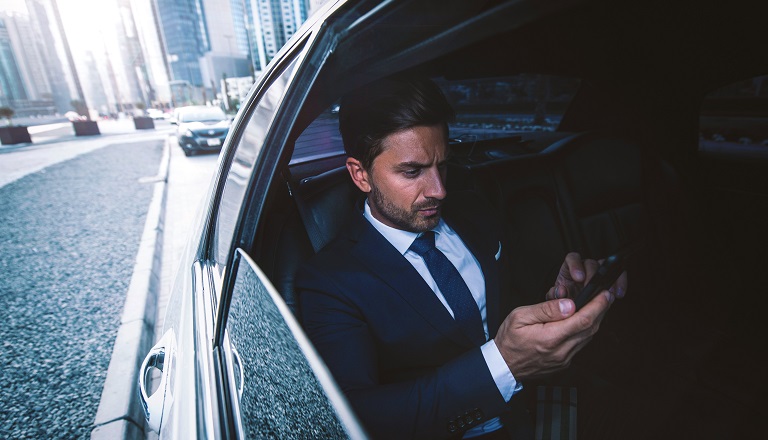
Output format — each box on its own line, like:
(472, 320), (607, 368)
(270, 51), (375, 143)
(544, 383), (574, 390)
(403, 169), (421, 178)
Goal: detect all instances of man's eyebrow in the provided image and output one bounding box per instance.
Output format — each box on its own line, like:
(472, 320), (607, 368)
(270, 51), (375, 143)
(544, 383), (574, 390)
(395, 161), (429, 169)
(395, 159), (448, 169)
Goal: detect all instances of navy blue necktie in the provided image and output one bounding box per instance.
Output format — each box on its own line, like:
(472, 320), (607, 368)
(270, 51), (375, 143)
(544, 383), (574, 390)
(410, 231), (485, 345)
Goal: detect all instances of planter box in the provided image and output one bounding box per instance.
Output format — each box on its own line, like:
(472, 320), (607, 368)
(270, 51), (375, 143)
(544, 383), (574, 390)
(133, 117), (155, 130)
(73, 120), (100, 136)
(0, 126), (32, 145)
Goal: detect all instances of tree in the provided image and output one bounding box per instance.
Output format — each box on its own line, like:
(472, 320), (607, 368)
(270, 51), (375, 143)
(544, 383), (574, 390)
(0, 107), (15, 126)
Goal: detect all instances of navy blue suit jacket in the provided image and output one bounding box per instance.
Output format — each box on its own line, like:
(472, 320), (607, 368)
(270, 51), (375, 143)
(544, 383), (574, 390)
(296, 192), (518, 439)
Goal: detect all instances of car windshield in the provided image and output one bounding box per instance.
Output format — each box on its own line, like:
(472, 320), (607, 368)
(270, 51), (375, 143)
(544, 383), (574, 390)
(178, 108), (226, 123)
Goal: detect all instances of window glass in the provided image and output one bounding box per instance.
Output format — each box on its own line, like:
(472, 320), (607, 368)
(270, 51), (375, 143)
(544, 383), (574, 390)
(290, 74), (580, 163)
(225, 250), (363, 438)
(699, 75), (768, 155)
(292, 104), (342, 163)
(211, 54), (302, 276)
(436, 75), (581, 141)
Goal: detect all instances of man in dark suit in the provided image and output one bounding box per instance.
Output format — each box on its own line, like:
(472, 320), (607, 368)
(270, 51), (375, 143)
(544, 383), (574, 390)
(296, 77), (626, 439)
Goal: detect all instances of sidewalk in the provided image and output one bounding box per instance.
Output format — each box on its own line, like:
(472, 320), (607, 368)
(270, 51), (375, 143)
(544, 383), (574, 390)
(90, 133), (219, 439)
(0, 119), (174, 189)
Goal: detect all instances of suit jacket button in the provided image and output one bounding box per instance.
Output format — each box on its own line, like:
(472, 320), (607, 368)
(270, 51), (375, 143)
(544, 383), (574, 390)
(448, 422), (457, 433)
(473, 409), (483, 421)
(464, 414), (474, 425)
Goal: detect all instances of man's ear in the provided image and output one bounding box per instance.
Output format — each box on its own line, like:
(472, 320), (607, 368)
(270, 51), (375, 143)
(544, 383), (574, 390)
(346, 157), (372, 193)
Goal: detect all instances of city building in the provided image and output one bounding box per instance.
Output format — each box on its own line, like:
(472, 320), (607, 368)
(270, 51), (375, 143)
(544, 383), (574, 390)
(153, 0), (208, 89)
(198, 0), (251, 95)
(25, 0), (73, 114)
(0, 0), (330, 115)
(0, 16), (28, 108)
(247, 0), (310, 72)
(0, 5), (74, 117)
(154, 0), (257, 105)
(129, 0), (172, 107)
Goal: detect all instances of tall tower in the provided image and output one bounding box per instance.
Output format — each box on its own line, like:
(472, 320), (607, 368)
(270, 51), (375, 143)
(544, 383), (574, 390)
(25, 0), (72, 114)
(199, 0), (251, 91)
(115, 0), (150, 109)
(248, 0), (310, 72)
(153, 0), (208, 87)
(0, 17), (28, 106)
(129, 0), (172, 106)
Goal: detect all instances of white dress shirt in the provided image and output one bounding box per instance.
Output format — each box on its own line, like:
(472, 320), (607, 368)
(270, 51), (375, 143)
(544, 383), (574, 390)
(363, 201), (521, 438)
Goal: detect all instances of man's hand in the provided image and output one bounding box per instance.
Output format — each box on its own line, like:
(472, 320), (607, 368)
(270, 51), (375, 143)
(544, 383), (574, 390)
(545, 252), (628, 301)
(494, 252), (627, 379)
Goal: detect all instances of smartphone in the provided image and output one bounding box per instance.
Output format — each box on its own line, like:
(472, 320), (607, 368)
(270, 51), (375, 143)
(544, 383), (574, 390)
(572, 249), (629, 310)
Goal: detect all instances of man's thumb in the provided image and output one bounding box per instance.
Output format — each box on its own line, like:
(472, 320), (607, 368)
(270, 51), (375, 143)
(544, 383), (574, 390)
(532, 299), (575, 323)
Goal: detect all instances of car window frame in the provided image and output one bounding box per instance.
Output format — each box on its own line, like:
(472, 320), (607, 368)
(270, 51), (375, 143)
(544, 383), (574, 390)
(199, 31), (314, 296)
(210, 5), (350, 347)
(205, 13), (344, 437)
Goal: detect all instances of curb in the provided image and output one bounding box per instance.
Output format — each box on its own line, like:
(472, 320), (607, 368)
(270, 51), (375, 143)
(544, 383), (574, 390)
(91, 138), (171, 440)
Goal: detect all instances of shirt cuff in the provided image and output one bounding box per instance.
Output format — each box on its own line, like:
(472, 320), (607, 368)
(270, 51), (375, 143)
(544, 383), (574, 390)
(481, 339), (523, 402)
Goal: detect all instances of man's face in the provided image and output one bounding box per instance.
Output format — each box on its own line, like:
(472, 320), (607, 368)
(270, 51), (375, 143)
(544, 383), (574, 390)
(348, 124), (448, 232)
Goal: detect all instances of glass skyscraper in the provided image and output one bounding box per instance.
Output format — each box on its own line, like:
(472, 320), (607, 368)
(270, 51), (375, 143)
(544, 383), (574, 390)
(154, 0), (208, 87)
(0, 18), (28, 106)
(248, 0), (310, 72)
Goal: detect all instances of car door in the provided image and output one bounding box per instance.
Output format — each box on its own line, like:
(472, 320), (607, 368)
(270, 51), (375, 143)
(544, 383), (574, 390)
(201, 5), (367, 439)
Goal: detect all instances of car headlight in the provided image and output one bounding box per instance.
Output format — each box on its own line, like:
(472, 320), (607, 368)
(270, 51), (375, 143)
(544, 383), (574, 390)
(184, 129), (194, 138)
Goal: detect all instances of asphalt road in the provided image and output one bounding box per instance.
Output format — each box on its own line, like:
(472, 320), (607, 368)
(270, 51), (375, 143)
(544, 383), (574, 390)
(0, 139), (164, 439)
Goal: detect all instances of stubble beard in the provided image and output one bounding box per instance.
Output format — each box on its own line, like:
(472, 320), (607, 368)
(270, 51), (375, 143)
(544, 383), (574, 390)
(369, 182), (441, 233)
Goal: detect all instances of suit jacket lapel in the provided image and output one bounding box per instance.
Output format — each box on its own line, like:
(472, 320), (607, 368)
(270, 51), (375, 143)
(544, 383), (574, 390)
(345, 213), (477, 348)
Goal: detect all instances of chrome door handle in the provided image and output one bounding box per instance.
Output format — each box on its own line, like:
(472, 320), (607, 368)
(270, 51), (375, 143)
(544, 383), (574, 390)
(231, 345), (245, 399)
(138, 329), (176, 433)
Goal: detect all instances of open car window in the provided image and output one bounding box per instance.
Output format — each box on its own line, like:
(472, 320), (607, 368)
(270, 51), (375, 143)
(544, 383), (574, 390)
(211, 51), (304, 279)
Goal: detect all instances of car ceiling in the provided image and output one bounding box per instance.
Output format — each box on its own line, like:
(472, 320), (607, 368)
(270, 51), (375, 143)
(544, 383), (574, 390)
(295, 0), (768, 155)
(324, 0), (768, 95)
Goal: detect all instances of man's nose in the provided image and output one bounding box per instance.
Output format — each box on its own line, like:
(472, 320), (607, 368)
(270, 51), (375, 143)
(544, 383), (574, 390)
(423, 167), (447, 200)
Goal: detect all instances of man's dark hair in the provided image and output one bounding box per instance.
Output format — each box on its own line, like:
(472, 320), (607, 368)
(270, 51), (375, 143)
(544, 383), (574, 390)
(339, 76), (455, 170)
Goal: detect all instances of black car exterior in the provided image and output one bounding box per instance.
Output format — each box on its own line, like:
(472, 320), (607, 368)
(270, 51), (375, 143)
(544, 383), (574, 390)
(173, 105), (230, 156)
(139, 0), (768, 439)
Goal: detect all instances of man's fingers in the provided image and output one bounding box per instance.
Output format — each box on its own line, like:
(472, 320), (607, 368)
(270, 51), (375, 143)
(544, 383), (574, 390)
(577, 290), (613, 324)
(515, 299), (575, 327)
(583, 259), (600, 283)
(611, 271), (628, 298)
(564, 252), (585, 282)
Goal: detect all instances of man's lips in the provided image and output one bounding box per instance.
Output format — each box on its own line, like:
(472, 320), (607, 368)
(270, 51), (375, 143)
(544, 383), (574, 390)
(417, 206), (441, 216)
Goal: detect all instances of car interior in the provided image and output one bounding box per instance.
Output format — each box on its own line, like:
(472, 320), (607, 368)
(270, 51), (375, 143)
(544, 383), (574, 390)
(240, 0), (767, 437)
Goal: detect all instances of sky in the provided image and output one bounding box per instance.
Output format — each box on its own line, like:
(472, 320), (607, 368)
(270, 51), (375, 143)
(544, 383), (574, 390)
(0, 0), (117, 53)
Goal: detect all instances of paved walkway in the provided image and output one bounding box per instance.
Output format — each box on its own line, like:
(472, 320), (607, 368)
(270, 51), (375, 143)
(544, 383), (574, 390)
(0, 119), (174, 189)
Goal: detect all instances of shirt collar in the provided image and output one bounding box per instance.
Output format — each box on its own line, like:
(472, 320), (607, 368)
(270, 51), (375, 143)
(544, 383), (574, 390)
(363, 199), (448, 255)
